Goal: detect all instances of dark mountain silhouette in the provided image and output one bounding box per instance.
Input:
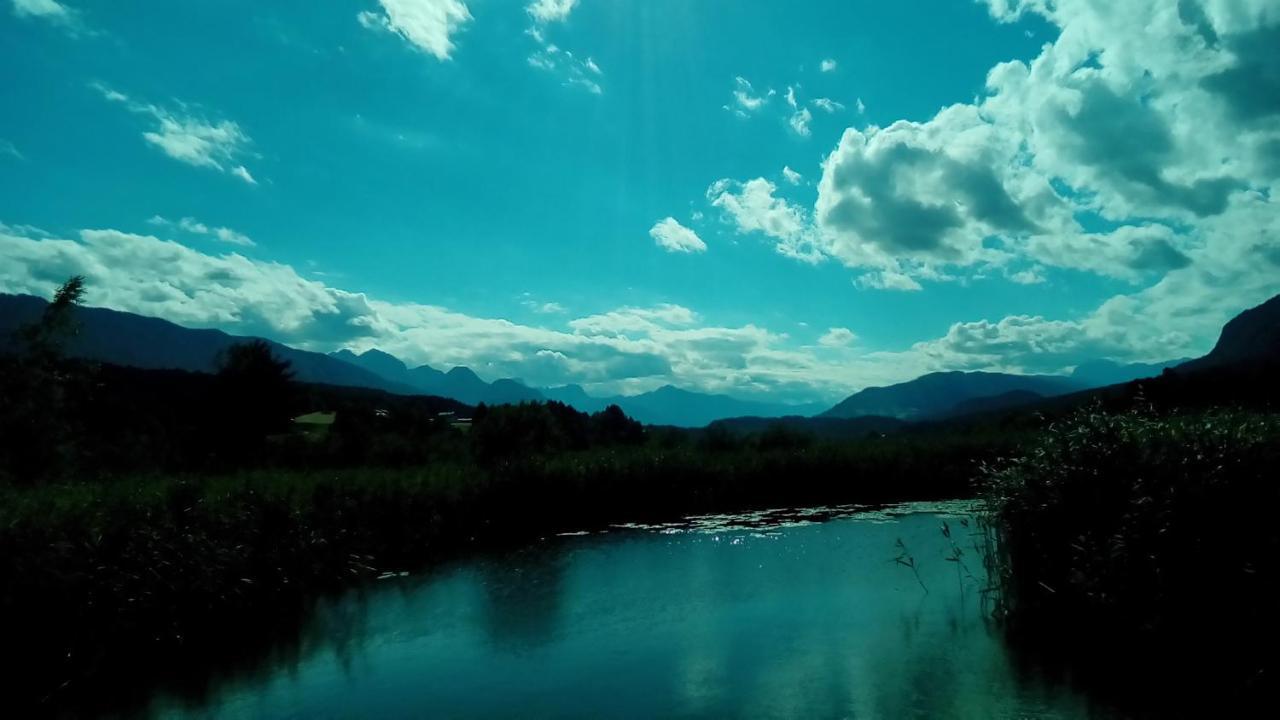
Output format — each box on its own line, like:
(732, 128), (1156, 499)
(0, 295), (416, 395)
(543, 383), (827, 427)
(328, 348), (544, 406)
(939, 389), (1047, 418)
(1179, 294), (1280, 372)
(1069, 358), (1188, 386)
(821, 371), (1084, 421)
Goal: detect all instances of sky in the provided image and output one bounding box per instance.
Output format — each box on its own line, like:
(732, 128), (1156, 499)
(1, 0), (1278, 404)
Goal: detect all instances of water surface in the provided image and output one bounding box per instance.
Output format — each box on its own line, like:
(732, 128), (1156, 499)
(149, 502), (1113, 719)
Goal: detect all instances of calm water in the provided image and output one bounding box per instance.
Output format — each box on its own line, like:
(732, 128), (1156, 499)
(146, 503), (1114, 719)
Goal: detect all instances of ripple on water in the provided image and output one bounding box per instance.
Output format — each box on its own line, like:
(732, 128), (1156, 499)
(604, 499), (979, 536)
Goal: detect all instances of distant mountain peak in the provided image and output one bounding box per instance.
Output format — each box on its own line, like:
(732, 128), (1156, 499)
(446, 366), (482, 380)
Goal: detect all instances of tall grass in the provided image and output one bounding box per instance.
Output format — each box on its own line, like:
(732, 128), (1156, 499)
(982, 406), (1280, 709)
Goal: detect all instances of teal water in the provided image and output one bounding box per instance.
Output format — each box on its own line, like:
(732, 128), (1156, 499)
(147, 503), (1112, 719)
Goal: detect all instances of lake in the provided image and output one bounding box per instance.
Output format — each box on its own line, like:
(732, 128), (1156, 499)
(145, 502), (1115, 719)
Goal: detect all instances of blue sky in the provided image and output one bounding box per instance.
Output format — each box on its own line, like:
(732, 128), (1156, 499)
(2, 0), (1278, 403)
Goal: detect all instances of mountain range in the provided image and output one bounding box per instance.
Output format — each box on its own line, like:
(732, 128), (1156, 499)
(1, 291), (1225, 428)
(329, 349), (543, 407)
(329, 347), (825, 426)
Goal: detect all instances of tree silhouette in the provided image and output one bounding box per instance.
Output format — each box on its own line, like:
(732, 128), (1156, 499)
(1, 276), (89, 483)
(215, 340), (297, 446)
(19, 275), (85, 361)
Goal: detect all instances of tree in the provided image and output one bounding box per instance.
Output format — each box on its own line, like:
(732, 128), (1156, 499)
(0, 276), (89, 483)
(215, 340), (297, 445)
(19, 275), (85, 361)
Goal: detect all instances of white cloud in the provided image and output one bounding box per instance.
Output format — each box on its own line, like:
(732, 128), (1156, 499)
(1008, 267), (1046, 285)
(358, 0), (472, 61)
(526, 0), (577, 24)
(1, 223), (926, 402)
(856, 97), (866, 114)
(818, 327), (857, 347)
(147, 215), (256, 247)
(230, 166), (257, 185)
(854, 270), (923, 292)
(812, 97), (844, 113)
(527, 41), (603, 94)
(816, 104), (1065, 271)
(11, 0), (68, 19)
(782, 166), (802, 185)
(708, 178), (825, 263)
(789, 107), (813, 136)
(3, 219), (1271, 401)
(726, 77), (774, 116)
(525, 3), (602, 94)
(649, 217), (707, 254)
(820, 59), (837, 73)
(523, 300), (566, 314)
(95, 84), (258, 184)
(785, 85), (799, 109)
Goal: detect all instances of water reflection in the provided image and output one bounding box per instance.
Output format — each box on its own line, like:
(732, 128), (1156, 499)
(146, 503), (1118, 719)
(475, 545), (567, 652)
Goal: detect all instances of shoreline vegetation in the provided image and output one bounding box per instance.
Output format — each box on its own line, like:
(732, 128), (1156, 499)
(3, 279), (1278, 715)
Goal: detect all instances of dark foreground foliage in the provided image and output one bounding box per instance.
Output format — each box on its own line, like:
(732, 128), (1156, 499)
(984, 407), (1280, 713)
(0, 421), (1010, 715)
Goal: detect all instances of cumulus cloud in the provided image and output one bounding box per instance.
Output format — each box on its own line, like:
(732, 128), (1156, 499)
(818, 327), (857, 347)
(357, 0), (472, 61)
(782, 166), (802, 185)
(820, 59), (837, 73)
(740, 0), (1270, 305)
(649, 217), (707, 254)
(708, 177), (825, 263)
(95, 84), (257, 184)
(816, 104), (1060, 268)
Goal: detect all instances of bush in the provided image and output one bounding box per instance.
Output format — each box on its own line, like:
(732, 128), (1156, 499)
(983, 406), (1280, 706)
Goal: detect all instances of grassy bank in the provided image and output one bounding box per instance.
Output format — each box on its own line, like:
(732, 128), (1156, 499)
(983, 407), (1280, 711)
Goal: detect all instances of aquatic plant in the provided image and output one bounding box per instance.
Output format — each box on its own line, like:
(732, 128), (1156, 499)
(982, 405), (1280, 710)
(893, 537), (928, 593)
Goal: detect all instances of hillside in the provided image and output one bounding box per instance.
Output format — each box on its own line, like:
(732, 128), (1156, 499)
(1179, 294), (1280, 372)
(821, 371), (1083, 421)
(0, 295), (416, 396)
